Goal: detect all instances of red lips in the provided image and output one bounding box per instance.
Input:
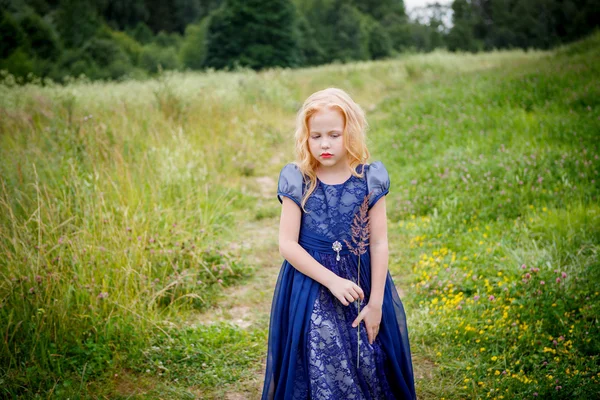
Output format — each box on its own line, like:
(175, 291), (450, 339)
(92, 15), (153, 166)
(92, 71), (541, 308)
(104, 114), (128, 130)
(321, 153), (332, 158)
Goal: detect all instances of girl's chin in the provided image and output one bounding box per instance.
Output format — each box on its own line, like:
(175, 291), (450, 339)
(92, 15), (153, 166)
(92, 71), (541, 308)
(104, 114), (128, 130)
(318, 159), (336, 165)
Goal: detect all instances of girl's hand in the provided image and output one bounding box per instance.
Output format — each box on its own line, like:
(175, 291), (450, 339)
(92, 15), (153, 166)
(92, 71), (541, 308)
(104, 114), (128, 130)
(326, 276), (364, 306)
(352, 303), (383, 344)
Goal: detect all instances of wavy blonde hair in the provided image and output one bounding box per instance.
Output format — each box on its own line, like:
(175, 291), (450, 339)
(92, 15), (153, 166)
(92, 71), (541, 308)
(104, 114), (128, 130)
(294, 87), (370, 212)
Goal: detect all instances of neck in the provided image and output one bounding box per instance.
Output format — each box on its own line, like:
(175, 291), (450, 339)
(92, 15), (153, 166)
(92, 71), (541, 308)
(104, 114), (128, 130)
(318, 161), (351, 175)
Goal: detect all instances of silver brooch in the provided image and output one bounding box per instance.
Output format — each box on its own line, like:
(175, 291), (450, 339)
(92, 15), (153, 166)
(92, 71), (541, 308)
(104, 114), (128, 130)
(332, 240), (342, 261)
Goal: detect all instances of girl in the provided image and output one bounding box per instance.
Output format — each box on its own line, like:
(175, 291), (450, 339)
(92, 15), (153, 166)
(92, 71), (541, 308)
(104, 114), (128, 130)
(261, 88), (416, 400)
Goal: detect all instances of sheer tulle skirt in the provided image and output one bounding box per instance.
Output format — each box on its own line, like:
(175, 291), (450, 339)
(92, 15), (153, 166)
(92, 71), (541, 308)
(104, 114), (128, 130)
(261, 233), (416, 400)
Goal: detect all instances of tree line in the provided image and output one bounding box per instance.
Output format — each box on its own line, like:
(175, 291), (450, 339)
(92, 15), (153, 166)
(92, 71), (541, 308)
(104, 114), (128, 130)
(0, 0), (598, 83)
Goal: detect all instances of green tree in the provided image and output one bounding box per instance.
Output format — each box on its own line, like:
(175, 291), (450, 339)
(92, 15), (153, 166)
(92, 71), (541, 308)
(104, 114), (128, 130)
(366, 17), (393, 59)
(180, 17), (210, 69)
(299, 0), (371, 63)
(447, 0), (480, 52)
(352, 0), (406, 21)
(381, 13), (411, 51)
(56, 0), (101, 48)
(18, 11), (62, 60)
(204, 0), (300, 70)
(101, 0), (149, 31)
(295, 11), (325, 65)
(129, 21), (153, 44)
(335, 2), (370, 61)
(0, 11), (25, 58)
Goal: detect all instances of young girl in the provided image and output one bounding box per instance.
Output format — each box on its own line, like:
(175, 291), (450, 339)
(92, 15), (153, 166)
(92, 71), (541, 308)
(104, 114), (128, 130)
(261, 88), (416, 400)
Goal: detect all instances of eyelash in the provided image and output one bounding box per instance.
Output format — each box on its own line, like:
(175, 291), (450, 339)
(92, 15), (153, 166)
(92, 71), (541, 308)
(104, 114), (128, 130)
(311, 134), (340, 139)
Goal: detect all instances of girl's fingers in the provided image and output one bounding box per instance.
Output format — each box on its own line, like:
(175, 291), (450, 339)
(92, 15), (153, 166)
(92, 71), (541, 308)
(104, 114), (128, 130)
(344, 292), (355, 303)
(355, 285), (365, 299)
(352, 308), (367, 327)
(351, 286), (364, 301)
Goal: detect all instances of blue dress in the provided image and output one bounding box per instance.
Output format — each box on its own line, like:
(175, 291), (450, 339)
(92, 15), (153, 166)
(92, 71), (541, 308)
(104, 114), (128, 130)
(261, 161), (416, 400)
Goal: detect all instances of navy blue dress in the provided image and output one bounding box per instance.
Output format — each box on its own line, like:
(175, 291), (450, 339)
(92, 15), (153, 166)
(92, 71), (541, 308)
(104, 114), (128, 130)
(261, 162), (416, 400)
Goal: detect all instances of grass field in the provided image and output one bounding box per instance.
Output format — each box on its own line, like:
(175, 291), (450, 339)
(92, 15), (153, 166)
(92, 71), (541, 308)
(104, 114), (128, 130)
(1, 32), (599, 399)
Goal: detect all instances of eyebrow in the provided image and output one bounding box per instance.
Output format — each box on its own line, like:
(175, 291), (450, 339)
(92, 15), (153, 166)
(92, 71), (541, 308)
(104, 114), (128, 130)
(310, 130), (343, 134)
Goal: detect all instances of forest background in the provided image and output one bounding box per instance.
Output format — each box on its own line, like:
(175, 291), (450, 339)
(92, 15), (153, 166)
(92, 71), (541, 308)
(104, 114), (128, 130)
(1, 0), (598, 83)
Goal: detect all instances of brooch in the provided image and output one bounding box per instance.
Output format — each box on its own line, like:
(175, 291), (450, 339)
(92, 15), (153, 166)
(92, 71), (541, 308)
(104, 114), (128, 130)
(332, 240), (342, 261)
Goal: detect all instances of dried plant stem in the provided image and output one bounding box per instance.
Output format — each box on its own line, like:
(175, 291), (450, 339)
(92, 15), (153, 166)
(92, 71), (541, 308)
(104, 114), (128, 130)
(356, 256), (361, 369)
(343, 192), (372, 371)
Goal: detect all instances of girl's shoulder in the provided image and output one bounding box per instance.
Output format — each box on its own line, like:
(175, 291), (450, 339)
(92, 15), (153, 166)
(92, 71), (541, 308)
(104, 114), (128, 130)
(362, 161), (389, 184)
(363, 161), (390, 209)
(277, 163), (303, 207)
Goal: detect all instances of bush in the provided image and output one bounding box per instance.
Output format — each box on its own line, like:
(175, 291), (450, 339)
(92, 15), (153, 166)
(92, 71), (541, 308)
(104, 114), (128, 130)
(154, 30), (182, 49)
(98, 24), (143, 66)
(180, 17), (210, 70)
(0, 47), (34, 78)
(80, 37), (130, 69)
(139, 44), (180, 73)
(129, 21), (153, 44)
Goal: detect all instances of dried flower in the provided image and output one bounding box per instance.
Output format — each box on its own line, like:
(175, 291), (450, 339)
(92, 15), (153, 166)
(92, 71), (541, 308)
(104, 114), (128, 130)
(344, 192), (371, 258)
(344, 191), (372, 369)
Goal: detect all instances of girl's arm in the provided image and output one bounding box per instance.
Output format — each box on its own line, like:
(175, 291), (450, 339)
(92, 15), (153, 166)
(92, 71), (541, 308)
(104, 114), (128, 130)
(279, 197), (364, 305)
(368, 196), (389, 307)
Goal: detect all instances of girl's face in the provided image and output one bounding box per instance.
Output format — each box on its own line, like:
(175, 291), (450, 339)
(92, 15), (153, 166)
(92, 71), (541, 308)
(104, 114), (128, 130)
(307, 107), (348, 169)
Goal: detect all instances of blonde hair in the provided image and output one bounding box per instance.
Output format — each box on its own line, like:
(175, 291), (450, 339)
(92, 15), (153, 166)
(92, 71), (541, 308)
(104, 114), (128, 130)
(294, 87), (370, 212)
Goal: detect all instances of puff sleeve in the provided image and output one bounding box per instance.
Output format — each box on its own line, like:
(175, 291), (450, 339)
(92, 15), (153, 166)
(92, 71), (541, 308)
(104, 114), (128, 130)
(277, 163), (304, 208)
(366, 161), (390, 210)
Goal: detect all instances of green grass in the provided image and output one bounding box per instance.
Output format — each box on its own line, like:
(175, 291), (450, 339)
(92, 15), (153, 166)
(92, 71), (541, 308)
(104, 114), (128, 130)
(379, 33), (600, 399)
(1, 32), (599, 398)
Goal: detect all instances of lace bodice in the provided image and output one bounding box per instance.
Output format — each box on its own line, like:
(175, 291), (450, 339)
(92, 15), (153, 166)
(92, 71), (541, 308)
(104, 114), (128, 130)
(277, 162), (390, 243)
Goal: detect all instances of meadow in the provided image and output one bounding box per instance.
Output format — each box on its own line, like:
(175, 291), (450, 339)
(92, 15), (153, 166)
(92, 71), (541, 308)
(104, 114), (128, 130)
(0, 32), (598, 399)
